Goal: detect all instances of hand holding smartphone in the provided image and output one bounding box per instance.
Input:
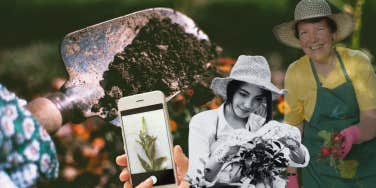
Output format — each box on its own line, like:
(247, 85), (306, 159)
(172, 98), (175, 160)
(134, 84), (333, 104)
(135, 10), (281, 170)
(118, 91), (177, 187)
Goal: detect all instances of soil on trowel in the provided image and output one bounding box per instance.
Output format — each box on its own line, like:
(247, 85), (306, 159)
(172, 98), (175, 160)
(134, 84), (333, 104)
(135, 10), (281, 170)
(93, 18), (220, 120)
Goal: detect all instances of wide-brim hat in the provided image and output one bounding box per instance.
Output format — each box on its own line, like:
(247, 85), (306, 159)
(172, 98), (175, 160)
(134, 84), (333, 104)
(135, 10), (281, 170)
(273, 0), (355, 48)
(210, 55), (287, 100)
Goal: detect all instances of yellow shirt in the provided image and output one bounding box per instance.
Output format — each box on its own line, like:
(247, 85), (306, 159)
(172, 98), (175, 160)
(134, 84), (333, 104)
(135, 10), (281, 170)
(284, 47), (376, 126)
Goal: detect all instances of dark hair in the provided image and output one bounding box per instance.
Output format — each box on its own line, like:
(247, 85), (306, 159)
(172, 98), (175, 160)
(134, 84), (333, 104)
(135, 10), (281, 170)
(294, 17), (337, 39)
(226, 80), (273, 124)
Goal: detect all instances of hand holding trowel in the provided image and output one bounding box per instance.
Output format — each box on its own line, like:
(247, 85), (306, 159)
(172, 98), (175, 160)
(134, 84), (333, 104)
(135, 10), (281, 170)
(26, 8), (219, 134)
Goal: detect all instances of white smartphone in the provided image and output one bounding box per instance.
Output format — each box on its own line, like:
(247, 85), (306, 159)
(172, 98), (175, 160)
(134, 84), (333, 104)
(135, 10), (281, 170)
(117, 91), (177, 187)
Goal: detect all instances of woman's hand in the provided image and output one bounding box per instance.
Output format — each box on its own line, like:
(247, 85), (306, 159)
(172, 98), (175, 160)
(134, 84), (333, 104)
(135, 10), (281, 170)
(211, 143), (240, 163)
(225, 145), (241, 159)
(339, 126), (360, 160)
(116, 145), (189, 188)
(204, 144), (241, 182)
(255, 101), (267, 118)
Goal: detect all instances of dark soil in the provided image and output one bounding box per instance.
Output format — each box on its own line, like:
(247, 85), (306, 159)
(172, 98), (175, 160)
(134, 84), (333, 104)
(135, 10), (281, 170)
(93, 18), (220, 120)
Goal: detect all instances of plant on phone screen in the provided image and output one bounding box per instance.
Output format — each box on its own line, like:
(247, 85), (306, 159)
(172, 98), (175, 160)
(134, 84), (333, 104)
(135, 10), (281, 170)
(136, 117), (167, 171)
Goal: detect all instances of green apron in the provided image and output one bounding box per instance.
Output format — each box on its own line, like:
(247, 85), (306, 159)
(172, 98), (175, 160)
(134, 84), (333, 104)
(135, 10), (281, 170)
(302, 50), (376, 188)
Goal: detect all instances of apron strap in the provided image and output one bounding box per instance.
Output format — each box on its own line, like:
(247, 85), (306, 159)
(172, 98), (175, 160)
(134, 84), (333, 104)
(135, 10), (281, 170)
(309, 58), (322, 87)
(335, 49), (351, 82)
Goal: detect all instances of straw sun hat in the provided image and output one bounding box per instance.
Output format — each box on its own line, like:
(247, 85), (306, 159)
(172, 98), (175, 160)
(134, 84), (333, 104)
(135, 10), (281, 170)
(210, 55), (287, 100)
(273, 0), (355, 48)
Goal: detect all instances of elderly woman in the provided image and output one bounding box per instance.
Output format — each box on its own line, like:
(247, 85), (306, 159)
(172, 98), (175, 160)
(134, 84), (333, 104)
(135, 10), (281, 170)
(186, 55), (309, 187)
(274, 0), (376, 187)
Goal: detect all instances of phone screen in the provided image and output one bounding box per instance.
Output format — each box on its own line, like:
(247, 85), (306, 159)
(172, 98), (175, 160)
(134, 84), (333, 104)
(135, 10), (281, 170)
(120, 103), (175, 186)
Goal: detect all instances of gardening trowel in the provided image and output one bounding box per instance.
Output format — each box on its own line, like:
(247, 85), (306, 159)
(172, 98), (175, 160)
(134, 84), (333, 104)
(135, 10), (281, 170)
(26, 7), (209, 133)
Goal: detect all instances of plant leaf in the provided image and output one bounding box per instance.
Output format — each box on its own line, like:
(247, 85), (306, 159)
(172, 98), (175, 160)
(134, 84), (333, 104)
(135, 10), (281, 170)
(149, 136), (157, 160)
(136, 139), (143, 146)
(135, 116), (168, 172)
(138, 154), (152, 171)
(155, 157), (167, 170)
(337, 160), (359, 179)
(154, 156), (167, 170)
(141, 116), (147, 134)
(318, 130), (331, 145)
(139, 135), (149, 155)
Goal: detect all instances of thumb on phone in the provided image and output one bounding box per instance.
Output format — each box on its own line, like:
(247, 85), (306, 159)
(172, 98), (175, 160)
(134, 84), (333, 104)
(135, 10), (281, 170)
(135, 177), (155, 188)
(173, 145), (189, 184)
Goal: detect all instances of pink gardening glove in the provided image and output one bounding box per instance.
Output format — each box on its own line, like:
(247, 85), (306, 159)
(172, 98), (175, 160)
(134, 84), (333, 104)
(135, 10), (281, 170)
(339, 126), (360, 160)
(287, 175), (299, 188)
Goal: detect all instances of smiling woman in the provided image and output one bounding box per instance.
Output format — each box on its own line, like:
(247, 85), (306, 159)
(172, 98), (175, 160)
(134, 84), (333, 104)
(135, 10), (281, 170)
(183, 55), (306, 187)
(224, 81), (268, 127)
(273, 0), (376, 187)
(296, 18), (337, 65)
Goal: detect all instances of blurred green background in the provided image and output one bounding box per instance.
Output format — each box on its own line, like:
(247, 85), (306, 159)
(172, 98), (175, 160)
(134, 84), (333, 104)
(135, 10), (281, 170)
(1, 0), (375, 99)
(0, 0), (374, 187)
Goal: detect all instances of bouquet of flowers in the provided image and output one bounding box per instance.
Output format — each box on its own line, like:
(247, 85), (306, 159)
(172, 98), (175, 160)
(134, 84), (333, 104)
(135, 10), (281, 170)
(187, 121), (309, 187)
(189, 137), (289, 188)
(318, 130), (359, 179)
(233, 138), (289, 186)
(318, 131), (343, 160)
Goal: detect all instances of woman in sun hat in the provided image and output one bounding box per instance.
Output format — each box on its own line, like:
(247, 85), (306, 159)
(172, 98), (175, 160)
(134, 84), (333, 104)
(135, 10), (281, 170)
(184, 55), (309, 187)
(274, 0), (376, 187)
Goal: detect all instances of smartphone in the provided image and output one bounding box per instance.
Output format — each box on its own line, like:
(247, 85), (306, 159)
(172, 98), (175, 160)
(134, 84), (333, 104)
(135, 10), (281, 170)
(118, 91), (177, 187)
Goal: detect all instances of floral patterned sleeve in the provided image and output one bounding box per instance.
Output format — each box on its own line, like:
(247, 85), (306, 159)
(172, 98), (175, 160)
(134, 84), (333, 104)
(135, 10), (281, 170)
(0, 84), (59, 188)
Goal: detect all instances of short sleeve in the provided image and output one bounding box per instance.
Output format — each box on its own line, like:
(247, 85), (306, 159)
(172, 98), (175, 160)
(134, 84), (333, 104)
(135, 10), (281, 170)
(284, 64), (305, 126)
(186, 114), (211, 180)
(0, 84), (59, 187)
(350, 52), (376, 111)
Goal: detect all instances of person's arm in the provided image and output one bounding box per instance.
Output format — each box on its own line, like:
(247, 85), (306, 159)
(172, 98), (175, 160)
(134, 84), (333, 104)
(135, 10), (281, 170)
(0, 84), (59, 187)
(204, 144), (239, 182)
(203, 160), (223, 182)
(356, 109), (376, 143)
(286, 140), (305, 188)
(350, 51), (376, 143)
(26, 97), (62, 133)
(339, 51), (376, 159)
(283, 65), (305, 130)
(284, 66), (305, 188)
(339, 109), (376, 159)
(186, 115), (211, 179)
(286, 122), (305, 188)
